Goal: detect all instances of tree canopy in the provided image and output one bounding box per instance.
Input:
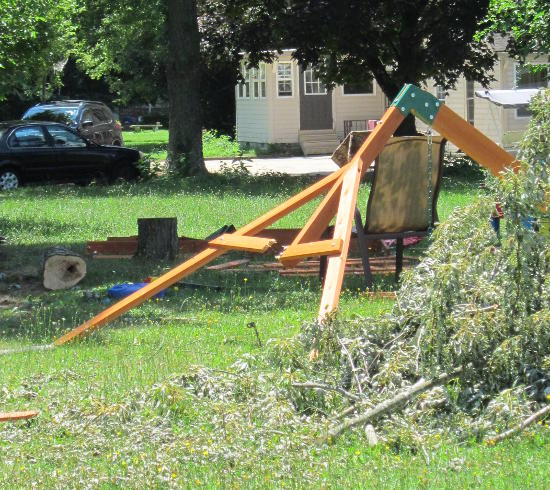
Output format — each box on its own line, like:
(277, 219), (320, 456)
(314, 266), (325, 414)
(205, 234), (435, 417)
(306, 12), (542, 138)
(206, 0), (497, 134)
(481, 0), (550, 60)
(0, 0), (78, 100)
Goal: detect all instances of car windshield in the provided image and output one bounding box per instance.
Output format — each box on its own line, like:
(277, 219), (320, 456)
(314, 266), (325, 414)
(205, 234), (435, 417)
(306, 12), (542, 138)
(22, 107), (78, 125)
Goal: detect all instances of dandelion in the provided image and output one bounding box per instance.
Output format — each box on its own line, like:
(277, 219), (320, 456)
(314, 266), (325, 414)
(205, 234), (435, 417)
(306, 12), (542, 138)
(354, 450), (360, 456)
(202, 449), (209, 457)
(244, 277), (248, 283)
(172, 473), (177, 479)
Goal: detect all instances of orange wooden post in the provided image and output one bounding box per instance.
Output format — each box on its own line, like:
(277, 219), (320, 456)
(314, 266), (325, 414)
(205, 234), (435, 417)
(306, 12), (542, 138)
(318, 107), (405, 321)
(432, 104), (518, 176)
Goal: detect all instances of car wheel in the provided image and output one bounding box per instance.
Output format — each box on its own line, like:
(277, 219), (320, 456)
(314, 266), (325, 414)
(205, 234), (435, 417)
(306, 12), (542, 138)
(113, 163), (138, 182)
(0, 168), (21, 190)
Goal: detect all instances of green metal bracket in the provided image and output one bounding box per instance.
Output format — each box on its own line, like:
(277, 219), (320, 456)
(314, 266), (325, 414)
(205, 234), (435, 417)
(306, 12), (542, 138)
(390, 84), (443, 126)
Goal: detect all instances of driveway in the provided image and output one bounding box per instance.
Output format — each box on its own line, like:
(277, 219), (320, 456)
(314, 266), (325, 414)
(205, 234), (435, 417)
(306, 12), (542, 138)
(205, 155), (340, 176)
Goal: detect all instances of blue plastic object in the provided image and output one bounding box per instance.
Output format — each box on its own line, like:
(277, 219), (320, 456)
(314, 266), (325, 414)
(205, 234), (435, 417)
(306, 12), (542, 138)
(107, 282), (166, 299)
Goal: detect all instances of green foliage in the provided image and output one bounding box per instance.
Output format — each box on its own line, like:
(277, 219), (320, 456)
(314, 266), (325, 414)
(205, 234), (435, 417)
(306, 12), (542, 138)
(74, 0), (167, 104)
(443, 152), (485, 179)
(207, 0), (496, 101)
(0, 0), (78, 100)
(481, 0), (550, 61)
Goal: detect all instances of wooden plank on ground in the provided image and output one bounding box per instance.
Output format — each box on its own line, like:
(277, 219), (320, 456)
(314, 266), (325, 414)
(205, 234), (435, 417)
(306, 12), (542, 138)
(0, 410), (38, 422)
(206, 259), (250, 270)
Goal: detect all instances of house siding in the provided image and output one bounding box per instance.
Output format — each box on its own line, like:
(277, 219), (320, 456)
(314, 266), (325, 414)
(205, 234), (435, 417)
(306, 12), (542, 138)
(236, 95), (270, 144)
(269, 53), (300, 144)
(332, 86), (386, 139)
(236, 49), (542, 150)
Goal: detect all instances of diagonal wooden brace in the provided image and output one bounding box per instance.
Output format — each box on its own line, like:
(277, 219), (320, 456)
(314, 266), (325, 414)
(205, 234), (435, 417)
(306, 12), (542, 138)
(279, 238), (343, 264)
(281, 175), (344, 268)
(209, 234), (276, 253)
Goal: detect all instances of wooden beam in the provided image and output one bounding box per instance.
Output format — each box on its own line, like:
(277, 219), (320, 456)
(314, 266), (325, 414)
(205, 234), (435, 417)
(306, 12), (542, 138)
(432, 104), (518, 176)
(0, 410), (38, 422)
(280, 238), (343, 263)
(318, 106), (405, 321)
(209, 234), (276, 253)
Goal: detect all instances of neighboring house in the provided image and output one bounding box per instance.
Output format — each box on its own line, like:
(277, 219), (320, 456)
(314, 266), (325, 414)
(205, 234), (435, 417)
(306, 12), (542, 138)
(236, 41), (549, 155)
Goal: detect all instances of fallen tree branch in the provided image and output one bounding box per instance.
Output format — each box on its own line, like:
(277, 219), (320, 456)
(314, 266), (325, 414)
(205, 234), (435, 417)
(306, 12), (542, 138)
(322, 369), (461, 444)
(292, 382), (361, 402)
(485, 404), (550, 445)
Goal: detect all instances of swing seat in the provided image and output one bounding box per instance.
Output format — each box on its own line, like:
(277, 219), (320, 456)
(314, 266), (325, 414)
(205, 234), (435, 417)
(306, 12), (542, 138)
(324, 135), (446, 287)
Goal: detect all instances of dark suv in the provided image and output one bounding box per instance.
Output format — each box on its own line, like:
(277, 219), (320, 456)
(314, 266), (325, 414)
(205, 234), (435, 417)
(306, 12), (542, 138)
(22, 101), (123, 146)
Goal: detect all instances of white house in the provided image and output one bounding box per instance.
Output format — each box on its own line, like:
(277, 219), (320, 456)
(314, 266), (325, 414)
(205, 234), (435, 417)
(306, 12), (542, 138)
(235, 41), (549, 155)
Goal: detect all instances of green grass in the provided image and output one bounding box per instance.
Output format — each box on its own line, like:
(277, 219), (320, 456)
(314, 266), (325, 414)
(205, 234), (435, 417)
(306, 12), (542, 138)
(123, 129), (257, 160)
(3, 173), (548, 488)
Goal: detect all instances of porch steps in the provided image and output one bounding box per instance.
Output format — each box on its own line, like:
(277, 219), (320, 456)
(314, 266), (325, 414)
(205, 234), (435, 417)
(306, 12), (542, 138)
(299, 129), (341, 156)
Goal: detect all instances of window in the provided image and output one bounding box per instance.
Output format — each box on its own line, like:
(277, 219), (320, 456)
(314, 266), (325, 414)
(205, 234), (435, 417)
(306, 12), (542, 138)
(8, 126), (48, 148)
(466, 80), (474, 125)
(93, 108), (110, 123)
(238, 62), (266, 99)
(277, 62), (293, 97)
(515, 63), (549, 117)
(82, 109), (95, 124)
(237, 61), (250, 99)
(342, 80), (375, 95)
(304, 68), (326, 95)
(251, 64), (266, 98)
(435, 85), (446, 103)
(46, 125), (87, 147)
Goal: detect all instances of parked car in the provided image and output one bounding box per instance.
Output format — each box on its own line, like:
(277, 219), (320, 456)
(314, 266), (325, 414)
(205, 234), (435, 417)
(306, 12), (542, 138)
(0, 121), (141, 190)
(22, 100), (123, 146)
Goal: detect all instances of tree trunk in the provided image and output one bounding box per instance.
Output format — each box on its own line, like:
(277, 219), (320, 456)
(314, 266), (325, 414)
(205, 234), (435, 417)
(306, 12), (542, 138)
(165, 0), (206, 175)
(136, 218), (179, 260)
(42, 247), (86, 290)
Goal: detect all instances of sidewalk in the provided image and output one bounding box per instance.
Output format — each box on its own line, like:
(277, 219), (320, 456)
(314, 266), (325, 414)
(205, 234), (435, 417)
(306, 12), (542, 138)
(205, 155), (340, 176)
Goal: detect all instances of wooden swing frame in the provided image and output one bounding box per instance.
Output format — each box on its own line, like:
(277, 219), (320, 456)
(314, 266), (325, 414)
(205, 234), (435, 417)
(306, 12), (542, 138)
(55, 84), (517, 345)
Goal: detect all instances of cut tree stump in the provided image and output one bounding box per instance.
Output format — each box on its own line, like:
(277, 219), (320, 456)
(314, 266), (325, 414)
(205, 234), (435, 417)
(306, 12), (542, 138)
(42, 247), (86, 290)
(136, 218), (178, 260)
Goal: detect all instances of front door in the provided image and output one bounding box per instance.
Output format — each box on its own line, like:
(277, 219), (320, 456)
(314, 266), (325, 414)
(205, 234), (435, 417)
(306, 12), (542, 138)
(299, 67), (333, 130)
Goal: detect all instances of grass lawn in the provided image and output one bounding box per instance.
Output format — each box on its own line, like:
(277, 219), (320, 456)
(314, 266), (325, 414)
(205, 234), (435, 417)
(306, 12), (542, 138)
(124, 129), (257, 160)
(2, 173), (549, 488)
